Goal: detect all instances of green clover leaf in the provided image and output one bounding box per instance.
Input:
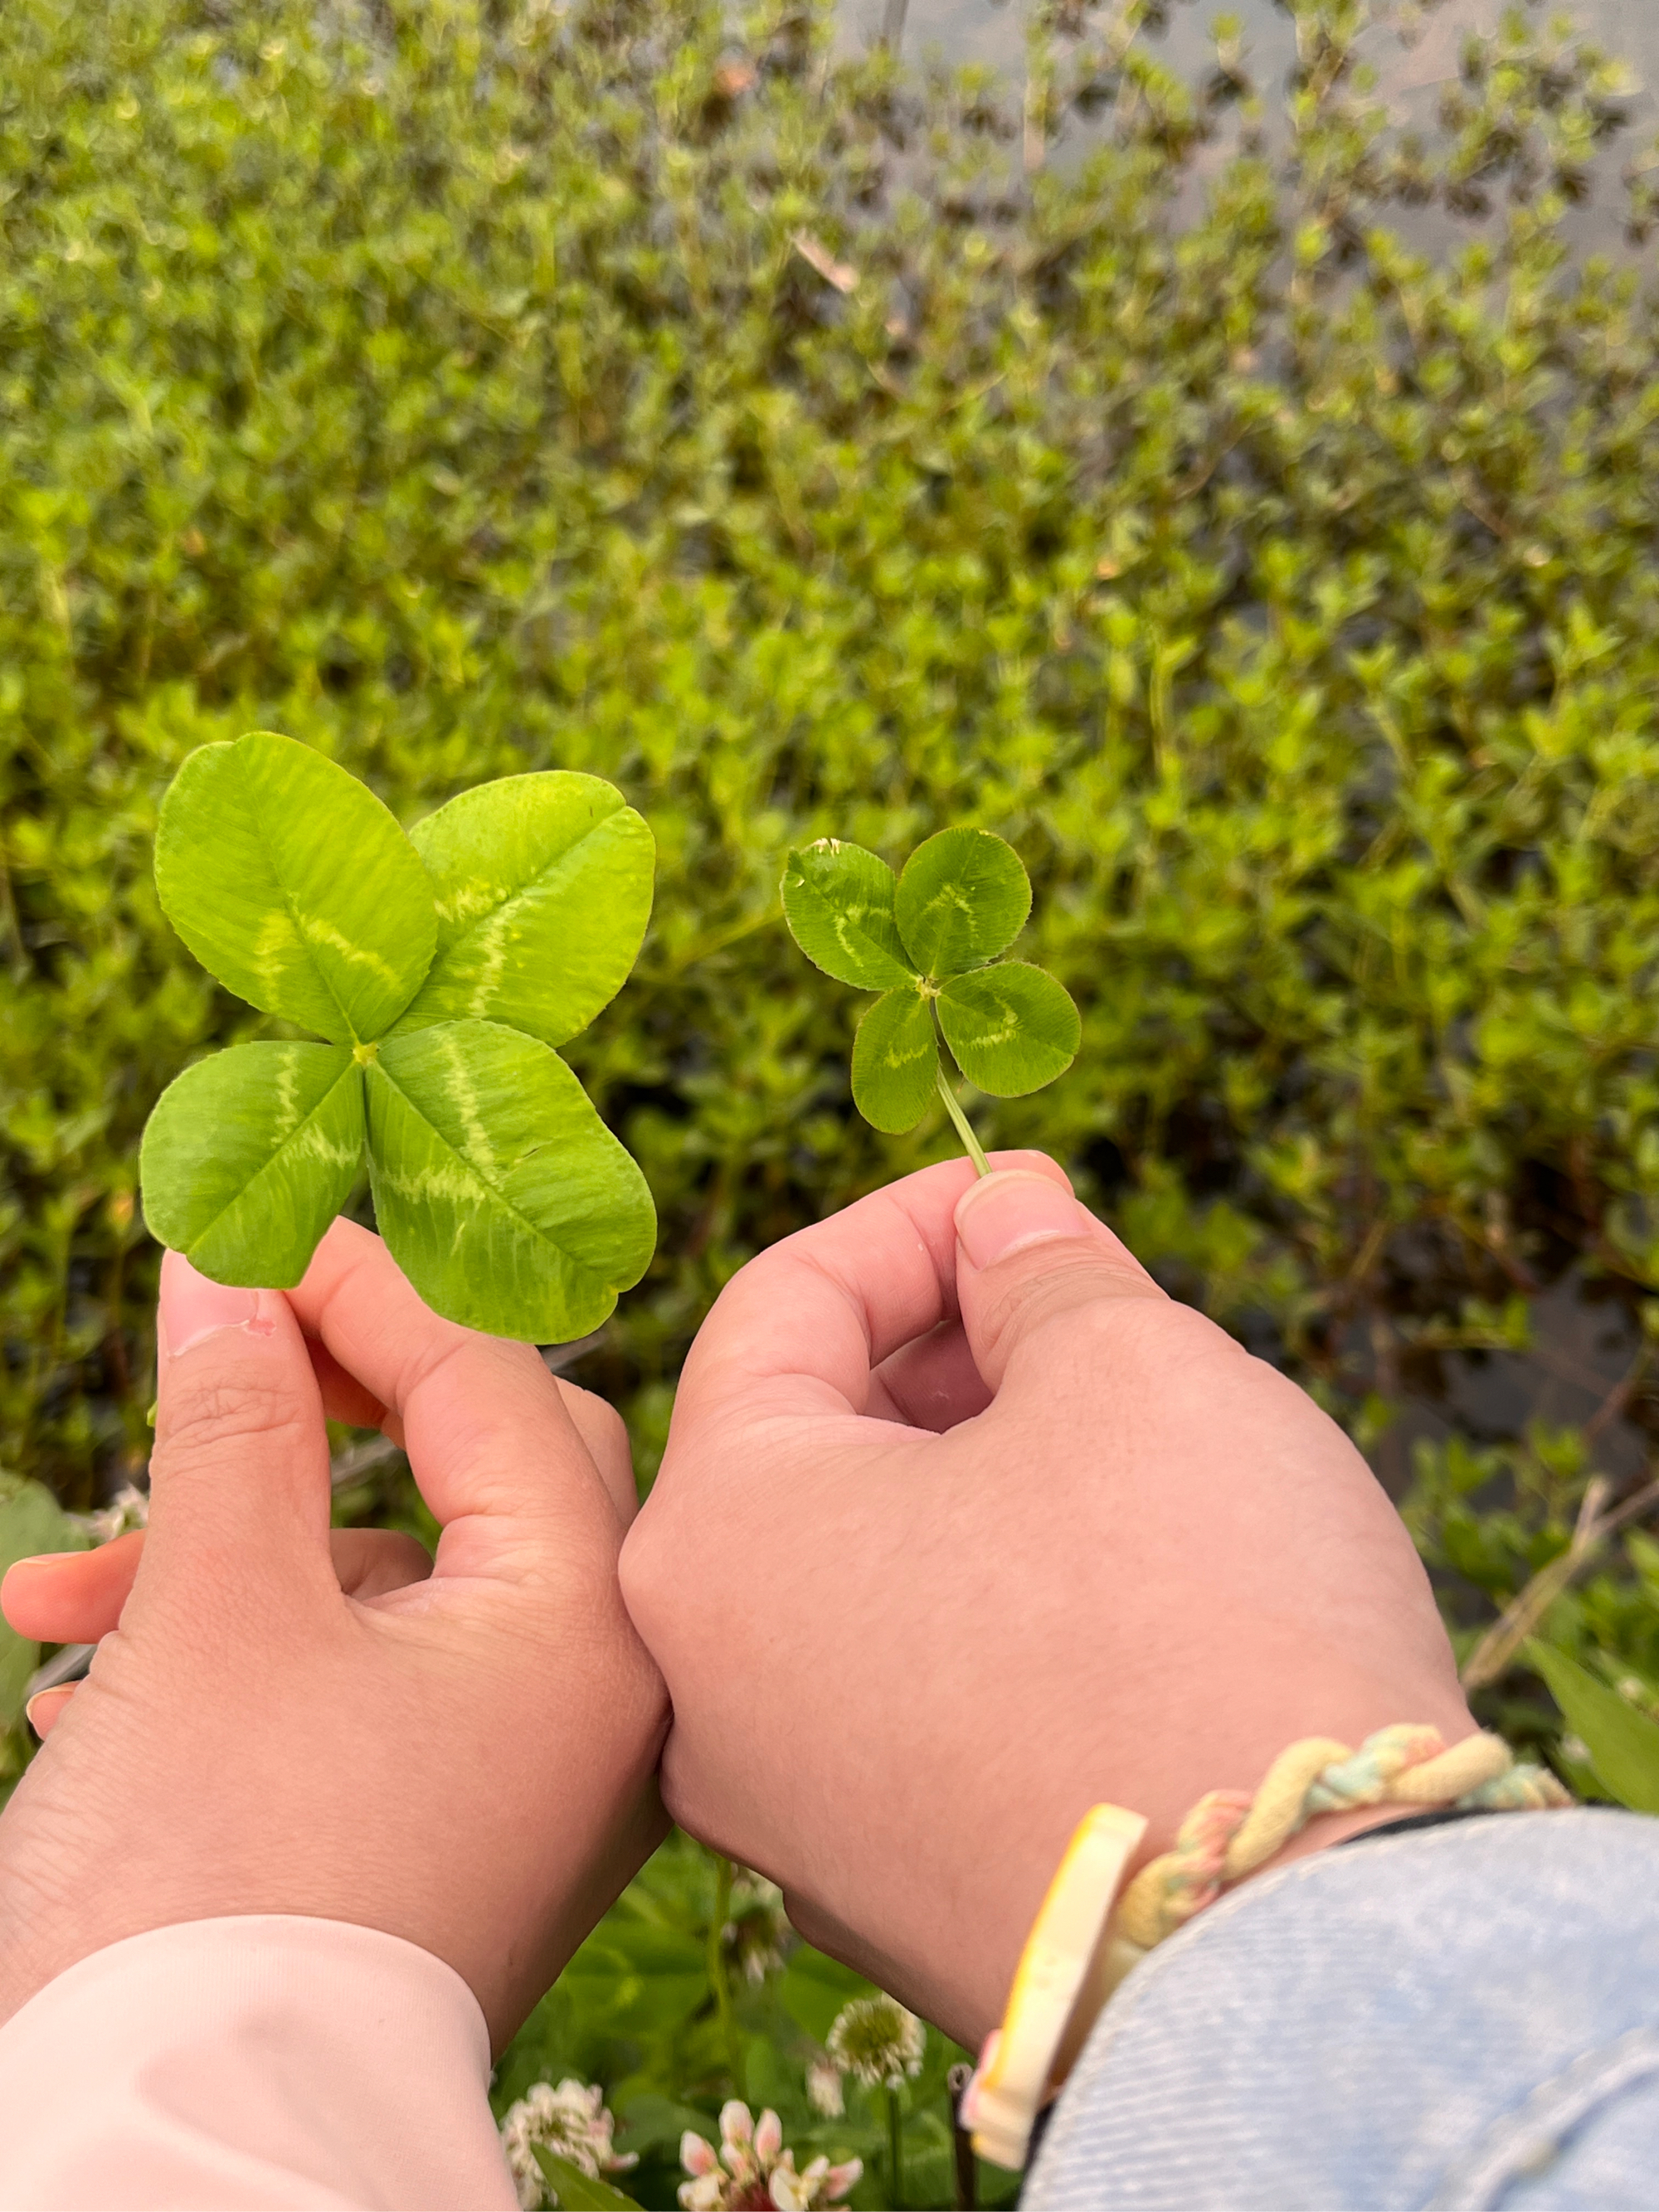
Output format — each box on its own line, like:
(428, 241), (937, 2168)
(140, 1042), (365, 1288)
(850, 985), (939, 1134)
(153, 731), (436, 1044)
(397, 772), (654, 1046)
(781, 828), (1081, 1171)
(935, 961), (1082, 1096)
(141, 732), (656, 1342)
(780, 839), (914, 990)
(893, 824), (1030, 975)
(365, 1021), (656, 1343)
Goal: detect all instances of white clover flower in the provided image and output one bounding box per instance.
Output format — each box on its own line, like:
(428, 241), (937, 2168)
(724, 1870), (791, 1984)
(825, 1995), (925, 2091)
(678, 2100), (859, 2211)
(805, 2054), (844, 2117)
(72, 1482), (148, 1545)
(499, 2078), (635, 2210)
(768, 2150), (862, 2211)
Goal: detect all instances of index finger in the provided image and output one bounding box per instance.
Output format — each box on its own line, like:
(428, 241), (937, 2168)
(671, 1151), (1073, 1430)
(285, 1218), (612, 1545)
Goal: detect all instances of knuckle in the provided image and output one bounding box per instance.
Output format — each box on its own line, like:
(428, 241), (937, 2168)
(154, 1376), (314, 1465)
(997, 1271), (1214, 1384)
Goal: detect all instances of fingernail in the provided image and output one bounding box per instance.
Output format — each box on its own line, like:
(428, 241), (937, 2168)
(158, 1252), (261, 1359)
(26, 1688), (72, 1740)
(955, 1170), (1089, 1269)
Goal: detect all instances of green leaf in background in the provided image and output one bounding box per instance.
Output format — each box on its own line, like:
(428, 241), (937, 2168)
(850, 989), (938, 1134)
(154, 732), (436, 1043)
(778, 1947), (873, 2046)
(366, 1020), (656, 1341)
(400, 773), (654, 1048)
(139, 1043), (365, 1287)
(894, 828), (1031, 979)
(743, 2030), (798, 2117)
(0, 1479), (90, 1733)
(612, 2094), (717, 2162)
(530, 2148), (644, 2210)
(558, 1919), (709, 2042)
(937, 962), (1082, 1097)
(780, 841), (915, 991)
(1529, 1641), (1659, 1813)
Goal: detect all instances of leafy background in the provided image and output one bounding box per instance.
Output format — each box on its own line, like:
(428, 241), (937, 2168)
(4, 0), (1659, 2200)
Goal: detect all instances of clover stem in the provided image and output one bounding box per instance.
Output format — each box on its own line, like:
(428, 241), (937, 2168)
(887, 2084), (906, 2208)
(708, 1852), (743, 2089)
(935, 1066), (990, 1178)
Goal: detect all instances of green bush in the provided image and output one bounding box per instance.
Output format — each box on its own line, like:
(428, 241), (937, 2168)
(5, 0), (1659, 2193)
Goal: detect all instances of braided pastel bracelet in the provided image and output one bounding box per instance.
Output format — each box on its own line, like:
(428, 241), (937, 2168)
(963, 1725), (1572, 2171)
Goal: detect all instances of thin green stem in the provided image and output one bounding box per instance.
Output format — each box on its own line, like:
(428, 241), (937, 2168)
(887, 2083), (905, 2209)
(707, 1854), (744, 2089)
(935, 1064), (990, 1177)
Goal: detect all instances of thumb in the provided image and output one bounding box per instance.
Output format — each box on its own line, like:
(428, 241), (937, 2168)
(146, 1252), (331, 1590)
(952, 1169), (1165, 1395)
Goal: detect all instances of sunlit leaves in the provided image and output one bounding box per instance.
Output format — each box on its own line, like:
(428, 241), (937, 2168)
(140, 1043), (365, 1286)
(366, 1022), (655, 1342)
(782, 830), (1080, 1146)
(144, 741), (655, 1339)
(154, 733), (435, 1045)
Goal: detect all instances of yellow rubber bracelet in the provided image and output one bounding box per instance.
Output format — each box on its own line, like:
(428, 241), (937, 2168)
(961, 1803), (1146, 2172)
(962, 1725), (1570, 2173)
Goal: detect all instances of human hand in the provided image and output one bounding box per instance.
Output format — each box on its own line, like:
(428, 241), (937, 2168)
(620, 1155), (1473, 2048)
(0, 1222), (666, 2046)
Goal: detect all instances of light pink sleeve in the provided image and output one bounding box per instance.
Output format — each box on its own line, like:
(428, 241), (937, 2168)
(0, 1916), (520, 2210)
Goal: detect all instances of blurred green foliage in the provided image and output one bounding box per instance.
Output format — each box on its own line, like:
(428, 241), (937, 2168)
(6, 0), (1659, 2193)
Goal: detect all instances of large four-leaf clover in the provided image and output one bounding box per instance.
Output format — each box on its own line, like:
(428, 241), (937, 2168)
(140, 731), (656, 1342)
(781, 829), (1081, 1168)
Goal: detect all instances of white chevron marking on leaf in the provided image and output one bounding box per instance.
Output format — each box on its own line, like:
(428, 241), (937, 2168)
(432, 1028), (496, 1169)
(464, 906), (513, 1017)
(253, 907), (304, 992)
(299, 915), (405, 991)
(273, 1046), (302, 1139)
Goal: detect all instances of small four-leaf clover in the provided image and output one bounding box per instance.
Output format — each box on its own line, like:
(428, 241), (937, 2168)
(781, 828), (1081, 1168)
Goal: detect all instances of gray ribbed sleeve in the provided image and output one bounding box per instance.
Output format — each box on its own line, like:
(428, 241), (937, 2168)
(1024, 1809), (1659, 2210)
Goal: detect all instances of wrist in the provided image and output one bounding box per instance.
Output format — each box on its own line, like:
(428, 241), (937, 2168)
(963, 1720), (1572, 2173)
